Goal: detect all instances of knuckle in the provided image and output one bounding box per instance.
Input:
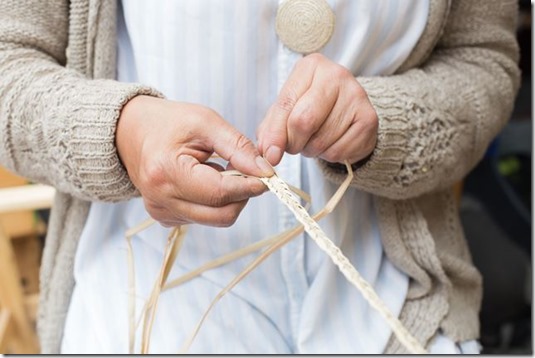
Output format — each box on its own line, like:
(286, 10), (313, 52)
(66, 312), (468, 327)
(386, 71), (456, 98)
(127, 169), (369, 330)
(322, 147), (343, 163)
(333, 64), (351, 79)
(217, 206), (241, 227)
(232, 133), (254, 152)
(289, 108), (317, 134)
(228, 131), (256, 162)
(351, 81), (370, 102)
(225, 133), (257, 168)
(303, 139), (326, 158)
(208, 186), (231, 207)
(275, 92), (297, 114)
(140, 157), (167, 189)
(144, 200), (168, 223)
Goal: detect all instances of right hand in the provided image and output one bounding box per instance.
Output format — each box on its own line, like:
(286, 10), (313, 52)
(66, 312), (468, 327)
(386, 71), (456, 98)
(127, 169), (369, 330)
(116, 95), (274, 227)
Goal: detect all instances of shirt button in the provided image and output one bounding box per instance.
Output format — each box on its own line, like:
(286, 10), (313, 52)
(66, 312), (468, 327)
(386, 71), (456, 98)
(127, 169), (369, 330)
(276, 0), (335, 54)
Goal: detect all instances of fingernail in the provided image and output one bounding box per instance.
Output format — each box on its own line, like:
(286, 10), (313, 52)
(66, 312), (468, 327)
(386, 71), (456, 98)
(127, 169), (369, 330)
(255, 156), (274, 177)
(266, 146), (283, 166)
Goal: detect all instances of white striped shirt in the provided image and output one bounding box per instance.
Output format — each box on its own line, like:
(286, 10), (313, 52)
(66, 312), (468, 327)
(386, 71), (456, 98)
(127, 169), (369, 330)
(62, 0), (477, 354)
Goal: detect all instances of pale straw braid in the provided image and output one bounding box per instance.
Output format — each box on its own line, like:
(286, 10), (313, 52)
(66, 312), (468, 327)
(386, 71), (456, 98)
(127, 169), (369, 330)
(127, 162), (427, 354)
(258, 171), (427, 354)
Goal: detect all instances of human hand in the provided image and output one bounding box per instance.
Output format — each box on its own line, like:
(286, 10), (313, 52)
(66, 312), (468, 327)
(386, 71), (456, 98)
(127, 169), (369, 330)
(257, 53), (378, 166)
(116, 96), (274, 227)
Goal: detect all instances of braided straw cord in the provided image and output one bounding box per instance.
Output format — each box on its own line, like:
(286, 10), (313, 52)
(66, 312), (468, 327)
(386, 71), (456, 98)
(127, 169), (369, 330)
(127, 162), (427, 354)
(259, 173), (427, 354)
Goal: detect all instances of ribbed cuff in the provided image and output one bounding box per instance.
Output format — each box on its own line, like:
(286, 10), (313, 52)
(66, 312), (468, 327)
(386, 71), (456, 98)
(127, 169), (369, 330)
(317, 76), (409, 198)
(64, 79), (164, 202)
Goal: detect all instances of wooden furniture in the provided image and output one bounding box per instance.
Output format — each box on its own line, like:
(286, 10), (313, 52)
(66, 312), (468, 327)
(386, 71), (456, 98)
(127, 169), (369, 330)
(0, 182), (55, 354)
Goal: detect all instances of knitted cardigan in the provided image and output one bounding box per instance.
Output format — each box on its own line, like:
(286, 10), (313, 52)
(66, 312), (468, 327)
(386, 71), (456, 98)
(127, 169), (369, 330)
(0, 0), (520, 354)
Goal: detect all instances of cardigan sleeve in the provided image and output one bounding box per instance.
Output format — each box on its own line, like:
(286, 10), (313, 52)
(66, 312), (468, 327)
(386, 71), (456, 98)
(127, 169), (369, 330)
(318, 0), (521, 200)
(0, 0), (162, 202)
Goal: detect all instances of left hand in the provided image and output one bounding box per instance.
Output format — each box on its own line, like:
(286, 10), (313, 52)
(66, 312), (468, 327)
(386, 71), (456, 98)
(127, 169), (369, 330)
(257, 53), (378, 166)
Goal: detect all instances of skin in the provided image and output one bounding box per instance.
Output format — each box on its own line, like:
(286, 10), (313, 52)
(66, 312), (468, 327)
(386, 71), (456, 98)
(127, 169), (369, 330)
(257, 53), (378, 166)
(116, 53), (378, 227)
(116, 96), (273, 228)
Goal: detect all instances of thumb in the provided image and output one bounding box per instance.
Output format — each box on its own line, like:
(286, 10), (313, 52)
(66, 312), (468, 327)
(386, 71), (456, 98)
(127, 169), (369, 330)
(210, 121), (274, 178)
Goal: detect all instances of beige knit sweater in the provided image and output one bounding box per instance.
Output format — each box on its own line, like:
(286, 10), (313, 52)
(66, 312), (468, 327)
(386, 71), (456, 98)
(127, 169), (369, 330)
(0, 0), (520, 354)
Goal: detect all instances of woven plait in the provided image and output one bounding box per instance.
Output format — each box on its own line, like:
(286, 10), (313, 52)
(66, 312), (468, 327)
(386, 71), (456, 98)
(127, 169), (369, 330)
(276, 0), (335, 54)
(259, 174), (428, 354)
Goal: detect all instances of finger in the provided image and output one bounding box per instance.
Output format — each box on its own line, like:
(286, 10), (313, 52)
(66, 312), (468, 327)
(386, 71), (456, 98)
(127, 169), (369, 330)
(172, 155), (267, 207)
(202, 115), (274, 178)
(319, 118), (378, 164)
(149, 198), (250, 228)
(256, 104), (287, 166)
(301, 85), (356, 158)
(285, 76), (338, 154)
(257, 55), (319, 165)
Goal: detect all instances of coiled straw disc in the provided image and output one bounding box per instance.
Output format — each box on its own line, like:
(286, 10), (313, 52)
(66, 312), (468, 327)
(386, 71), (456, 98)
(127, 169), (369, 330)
(276, 0), (335, 54)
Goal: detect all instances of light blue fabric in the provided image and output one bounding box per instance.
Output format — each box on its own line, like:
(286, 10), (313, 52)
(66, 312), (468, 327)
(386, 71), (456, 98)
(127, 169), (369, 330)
(57, 1), (480, 354)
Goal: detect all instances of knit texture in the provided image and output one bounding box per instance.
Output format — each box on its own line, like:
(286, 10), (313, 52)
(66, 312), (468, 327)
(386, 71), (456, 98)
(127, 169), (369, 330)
(0, 0), (520, 353)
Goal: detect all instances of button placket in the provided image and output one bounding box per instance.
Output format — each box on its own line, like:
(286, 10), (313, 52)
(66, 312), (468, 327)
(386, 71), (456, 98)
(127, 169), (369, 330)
(275, 33), (310, 349)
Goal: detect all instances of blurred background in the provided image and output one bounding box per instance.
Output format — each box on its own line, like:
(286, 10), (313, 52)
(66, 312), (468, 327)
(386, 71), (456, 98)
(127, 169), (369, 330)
(0, 2), (532, 354)
(460, 0), (532, 353)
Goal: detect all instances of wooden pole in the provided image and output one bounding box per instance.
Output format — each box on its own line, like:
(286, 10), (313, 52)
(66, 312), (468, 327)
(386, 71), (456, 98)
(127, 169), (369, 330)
(0, 310), (13, 353)
(0, 184), (55, 214)
(0, 225), (39, 353)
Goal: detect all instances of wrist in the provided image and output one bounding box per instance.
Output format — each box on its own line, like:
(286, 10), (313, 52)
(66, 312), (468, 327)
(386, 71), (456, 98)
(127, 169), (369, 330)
(116, 95), (153, 177)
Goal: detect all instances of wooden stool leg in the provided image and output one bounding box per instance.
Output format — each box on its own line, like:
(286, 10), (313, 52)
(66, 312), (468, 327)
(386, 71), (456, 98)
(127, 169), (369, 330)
(0, 310), (13, 352)
(0, 225), (39, 353)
